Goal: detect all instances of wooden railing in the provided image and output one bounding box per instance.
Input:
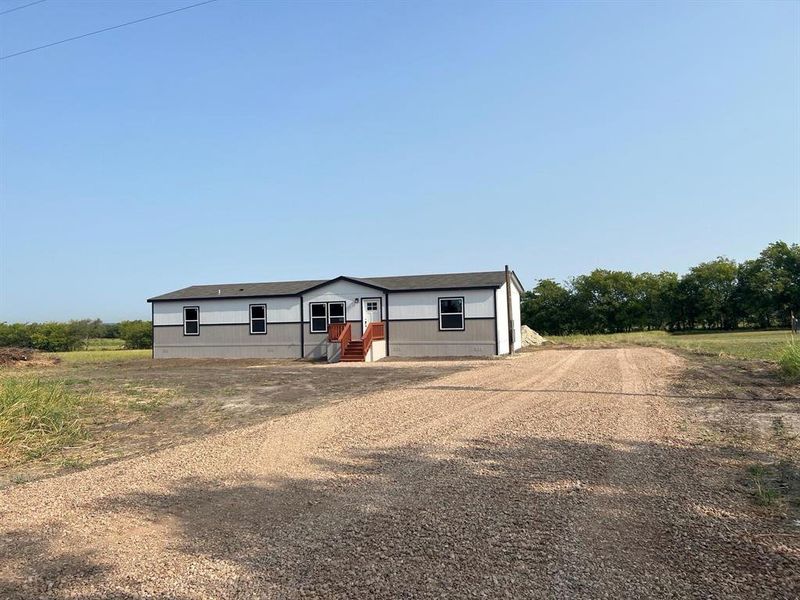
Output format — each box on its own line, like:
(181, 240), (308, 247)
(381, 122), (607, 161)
(360, 321), (386, 359)
(328, 322), (351, 350)
(328, 323), (346, 342)
(328, 321), (384, 361)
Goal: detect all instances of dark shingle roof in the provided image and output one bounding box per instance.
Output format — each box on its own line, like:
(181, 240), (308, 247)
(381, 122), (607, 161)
(357, 271), (510, 291)
(147, 279), (327, 301)
(148, 271), (523, 301)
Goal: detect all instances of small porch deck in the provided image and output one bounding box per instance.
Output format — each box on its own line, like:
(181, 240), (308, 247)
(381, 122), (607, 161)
(327, 321), (386, 363)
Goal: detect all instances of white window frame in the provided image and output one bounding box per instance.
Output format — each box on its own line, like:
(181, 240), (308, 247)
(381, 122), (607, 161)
(310, 302), (328, 333)
(328, 301), (346, 325)
(438, 297), (465, 331)
(365, 300), (378, 312)
(183, 306), (200, 336)
(249, 304), (267, 335)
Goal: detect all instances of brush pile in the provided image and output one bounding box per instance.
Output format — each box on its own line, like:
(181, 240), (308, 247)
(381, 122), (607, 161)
(0, 347), (59, 367)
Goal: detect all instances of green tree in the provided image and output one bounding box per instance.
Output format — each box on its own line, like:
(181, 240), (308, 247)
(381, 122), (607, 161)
(522, 280), (572, 335)
(737, 258), (774, 328)
(0, 323), (34, 348)
(118, 320), (152, 349)
(757, 241), (800, 325)
(636, 271), (680, 330)
(29, 322), (83, 351)
(571, 270), (639, 333)
(680, 258), (739, 329)
(102, 322), (121, 339)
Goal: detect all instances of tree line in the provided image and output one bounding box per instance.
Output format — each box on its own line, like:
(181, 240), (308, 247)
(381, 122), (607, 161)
(0, 319), (152, 352)
(522, 241), (800, 335)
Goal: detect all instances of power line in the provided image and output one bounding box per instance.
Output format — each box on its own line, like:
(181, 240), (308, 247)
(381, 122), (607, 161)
(0, 0), (219, 60)
(0, 0), (47, 17)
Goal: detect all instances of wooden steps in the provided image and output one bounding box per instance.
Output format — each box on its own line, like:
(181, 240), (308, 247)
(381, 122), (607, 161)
(341, 340), (365, 362)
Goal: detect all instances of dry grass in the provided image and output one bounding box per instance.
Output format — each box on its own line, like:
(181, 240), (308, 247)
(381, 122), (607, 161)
(548, 329), (793, 361)
(0, 378), (87, 465)
(51, 349), (150, 364)
(778, 341), (800, 380)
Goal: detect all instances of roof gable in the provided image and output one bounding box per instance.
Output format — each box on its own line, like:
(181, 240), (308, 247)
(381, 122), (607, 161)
(298, 275), (388, 295)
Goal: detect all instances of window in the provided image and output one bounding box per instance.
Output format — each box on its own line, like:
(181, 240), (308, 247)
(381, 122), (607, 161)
(365, 301), (378, 311)
(438, 297), (464, 331)
(310, 302), (327, 333)
(250, 304), (267, 334)
(328, 301), (346, 324)
(309, 301), (346, 332)
(183, 306), (199, 335)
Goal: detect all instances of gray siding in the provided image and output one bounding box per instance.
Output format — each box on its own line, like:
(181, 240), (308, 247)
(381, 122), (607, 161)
(303, 321), (362, 359)
(303, 332), (328, 359)
(154, 324), (301, 359)
(388, 318), (496, 357)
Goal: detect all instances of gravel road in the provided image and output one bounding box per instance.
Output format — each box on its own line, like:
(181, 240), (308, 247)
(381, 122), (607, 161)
(2, 348), (798, 599)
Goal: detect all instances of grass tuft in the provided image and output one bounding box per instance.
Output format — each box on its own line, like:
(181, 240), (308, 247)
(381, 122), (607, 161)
(0, 377), (87, 464)
(777, 341), (800, 381)
(748, 464), (782, 507)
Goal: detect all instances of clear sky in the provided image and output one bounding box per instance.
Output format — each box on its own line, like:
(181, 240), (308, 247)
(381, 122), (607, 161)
(1, 0), (798, 322)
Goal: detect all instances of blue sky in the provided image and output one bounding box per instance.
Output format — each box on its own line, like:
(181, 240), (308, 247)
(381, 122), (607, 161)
(1, 0), (798, 322)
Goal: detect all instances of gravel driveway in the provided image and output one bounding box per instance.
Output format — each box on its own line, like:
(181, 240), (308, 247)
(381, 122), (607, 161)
(2, 348), (798, 599)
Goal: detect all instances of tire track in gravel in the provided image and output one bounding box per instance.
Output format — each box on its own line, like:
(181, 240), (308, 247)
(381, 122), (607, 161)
(0, 351), (584, 599)
(237, 350), (594, 598)
(535, 348), (688, 599)
(3, 348), (796, 599)
(250, 350), (579, 466)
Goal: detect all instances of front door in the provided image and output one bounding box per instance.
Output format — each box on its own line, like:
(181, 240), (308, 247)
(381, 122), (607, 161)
(362, 297), (382, 332)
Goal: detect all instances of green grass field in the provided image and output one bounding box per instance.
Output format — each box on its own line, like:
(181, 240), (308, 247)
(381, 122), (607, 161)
(547, 329), (795, 361)
(83, 338), (126, 351)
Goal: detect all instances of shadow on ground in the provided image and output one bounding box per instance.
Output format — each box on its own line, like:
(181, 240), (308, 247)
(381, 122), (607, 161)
(3, 431), (798, 599)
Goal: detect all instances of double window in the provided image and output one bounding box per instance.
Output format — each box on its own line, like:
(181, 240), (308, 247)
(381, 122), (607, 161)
(309, 301), (346, 333)
(438, 297), (465, 331)
(250, 304), (267, 334)
(183, 306), (199, 335)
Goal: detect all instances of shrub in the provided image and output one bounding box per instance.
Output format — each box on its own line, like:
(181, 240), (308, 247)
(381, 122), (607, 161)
(30, 322), (84, 352)
(778, 341), (800, 380)
(118, 320), (152, 349)
(0, 320), (116, 352)
(0, 378), (86, 464)
(0, 323), (34, 348)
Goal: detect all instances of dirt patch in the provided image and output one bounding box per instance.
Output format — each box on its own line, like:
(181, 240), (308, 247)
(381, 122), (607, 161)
(666, 352), (800, 520)
(0, 348), (58, 368)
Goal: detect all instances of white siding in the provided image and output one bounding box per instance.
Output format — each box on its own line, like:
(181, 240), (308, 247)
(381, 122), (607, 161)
(302, 280), (385, 323)
(387, 289), (494, 321)
(511, 284), (522, 351)
(495, 285), (509, 355)
(494, 282), (523, 354)
(153, 297), (300, 326)
(365, 339), (386, 362)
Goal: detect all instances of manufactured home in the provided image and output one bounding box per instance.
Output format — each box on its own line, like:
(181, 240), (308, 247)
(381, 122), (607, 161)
(148, 269), (523, 362)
